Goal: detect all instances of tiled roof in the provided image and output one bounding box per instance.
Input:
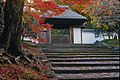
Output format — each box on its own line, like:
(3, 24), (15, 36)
(52, 9), (87, 19)
(43, 5), (87, 20)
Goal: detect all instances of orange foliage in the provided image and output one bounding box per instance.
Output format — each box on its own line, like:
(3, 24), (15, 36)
(23, 0), (65, 43)
(58, 0), (91, 12)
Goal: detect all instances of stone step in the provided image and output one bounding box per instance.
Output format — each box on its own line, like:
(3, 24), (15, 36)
(44, 53), (120, 55)
(41, 45), (111, 48)
(51, 61), (119, 67)
(39, 44), (110, 49)
(46, 55), (119, 58)
(48, 57), (119, 62)
(39, 43), (95, 46)
(41, 47), (111, 50)
(42, 48), (112, 51)
(39, 44), (95, 46)
(43, 50), (119, 53)
(56, 72), (119, 80)
(41, 46), (109, 48)
(41, 44), (119, 80)
(53, 66), (119, 73)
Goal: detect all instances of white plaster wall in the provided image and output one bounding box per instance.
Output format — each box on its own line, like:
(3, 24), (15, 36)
(73, 28), (81, 44)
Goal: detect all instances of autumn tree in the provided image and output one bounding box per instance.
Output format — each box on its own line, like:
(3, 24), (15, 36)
(56, 0), (91, 12)
(57, 0), (120, 40)
(0, 0), (64, 57)
(23, 0), (65, 44)
(0, 0), (24, 57)
(81, 0), (120, 39)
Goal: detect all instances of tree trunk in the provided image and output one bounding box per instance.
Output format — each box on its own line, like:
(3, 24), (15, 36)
(0, 0), (24, 56)
(0, 0), (13, 49)
(107, 32), (111, 39)
(101, 33), (105, 40)
(118, 31), (120, 47)
(8, 15), (24, 56)
(0, 1), (5, 35)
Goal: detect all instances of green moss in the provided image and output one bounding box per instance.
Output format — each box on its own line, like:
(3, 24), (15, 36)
(24, 41), (36, 46)
(23, 69), (40, 78)
(100, 39), (119, 46)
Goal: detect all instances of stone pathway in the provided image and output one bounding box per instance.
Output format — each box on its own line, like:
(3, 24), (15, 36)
(39, 44), (119, 80)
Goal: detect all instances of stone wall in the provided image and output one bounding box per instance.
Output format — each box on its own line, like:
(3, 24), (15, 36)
(51, 34), (69, 43)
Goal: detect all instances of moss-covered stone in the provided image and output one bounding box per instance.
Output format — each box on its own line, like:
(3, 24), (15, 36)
(101, 39), (119, 46)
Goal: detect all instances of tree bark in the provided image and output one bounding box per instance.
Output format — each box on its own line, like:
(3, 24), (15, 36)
(0, 1), (5, 35)
(0, 0), (24, 56)
(0, 0), (13, 49)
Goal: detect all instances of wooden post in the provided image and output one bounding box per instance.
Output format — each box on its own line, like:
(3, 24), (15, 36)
(46, 29), (51, 44)
(80, 28), (83, 44)
(69, 26), (73, 44)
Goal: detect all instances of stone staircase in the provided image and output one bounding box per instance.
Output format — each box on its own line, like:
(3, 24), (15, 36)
(39, 44), (120, 80)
